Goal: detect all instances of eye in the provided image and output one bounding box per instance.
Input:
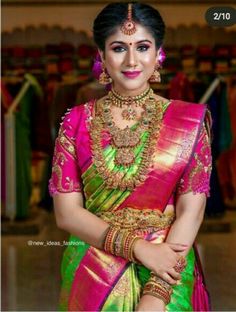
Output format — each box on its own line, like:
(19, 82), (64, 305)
(137, 45), (150, 52)
(112, 46), (126, 52)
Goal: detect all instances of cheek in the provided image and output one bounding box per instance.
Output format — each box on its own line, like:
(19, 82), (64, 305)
(106, 55), (118, 67)
(142, 57), (156, 74)
(106, 56), (123, 75)
(141, 53), (157, 64)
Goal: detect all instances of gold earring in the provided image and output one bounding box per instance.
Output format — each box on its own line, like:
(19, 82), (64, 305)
(99, 63), (112, 85)
(149, 65), (161, 83)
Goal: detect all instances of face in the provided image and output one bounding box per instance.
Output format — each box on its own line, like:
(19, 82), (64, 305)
(99, 24), (159, 96)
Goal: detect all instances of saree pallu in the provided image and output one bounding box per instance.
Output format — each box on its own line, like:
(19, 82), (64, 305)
(60, 216), (196, 312)
(53, 100), (210, 311)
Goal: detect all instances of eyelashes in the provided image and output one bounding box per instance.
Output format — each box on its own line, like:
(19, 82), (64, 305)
(112, 45), (150, 52)
(137, 45), (150, 52)
(112, 46), (126, 52)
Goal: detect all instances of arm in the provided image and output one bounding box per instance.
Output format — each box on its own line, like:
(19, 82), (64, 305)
(135, 193), (206, 312)
(136, 124), (212, 311)
(166, 123), (212, 255)
(54, 192), (110, 249)
(50, 106), (110, 249)
(165, 192), (206, 255)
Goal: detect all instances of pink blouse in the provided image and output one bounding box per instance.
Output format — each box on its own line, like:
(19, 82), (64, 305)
(49, 104), (212, 202)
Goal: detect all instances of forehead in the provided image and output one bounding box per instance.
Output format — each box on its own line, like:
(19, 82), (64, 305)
(105, 23), (155, 45)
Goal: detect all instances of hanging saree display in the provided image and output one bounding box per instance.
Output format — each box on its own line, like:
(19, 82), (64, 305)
(49, 97), (212, 311)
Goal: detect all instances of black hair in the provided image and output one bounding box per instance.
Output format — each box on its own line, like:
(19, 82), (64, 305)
(93, 2), (165, 51)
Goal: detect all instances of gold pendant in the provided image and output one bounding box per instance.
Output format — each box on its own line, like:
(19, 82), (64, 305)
(112, 127), (140, 148)
(121, 107), (137, 120)
(114, 148), (135, 166)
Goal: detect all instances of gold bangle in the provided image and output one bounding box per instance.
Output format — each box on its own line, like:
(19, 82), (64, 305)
(149, 272), (173, 295)
(143, 281), (171, 305)
(103, 226), (119, 254)
(103, 226), (140, 262)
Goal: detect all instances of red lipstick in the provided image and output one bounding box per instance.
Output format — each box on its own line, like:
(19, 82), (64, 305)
(122, 71), (141, 78)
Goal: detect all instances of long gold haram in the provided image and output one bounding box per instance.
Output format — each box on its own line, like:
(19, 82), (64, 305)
(102, 97), (157, 167)
(90, 98), (164, 190)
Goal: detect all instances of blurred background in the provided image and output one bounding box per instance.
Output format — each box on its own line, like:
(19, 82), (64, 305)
(1, 0), (236, 311)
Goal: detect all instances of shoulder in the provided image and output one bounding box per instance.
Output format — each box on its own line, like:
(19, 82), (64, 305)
(168, 99), (206, 109)
(166, 99), (207, 119)
(59, 101), (95, 137)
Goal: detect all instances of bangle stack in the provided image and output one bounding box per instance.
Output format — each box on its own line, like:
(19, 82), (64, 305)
(103, 226), (141, 262)
(143, 273), (173, 305)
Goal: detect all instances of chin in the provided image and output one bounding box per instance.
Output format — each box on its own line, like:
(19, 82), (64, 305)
(115, 80), (149, 92)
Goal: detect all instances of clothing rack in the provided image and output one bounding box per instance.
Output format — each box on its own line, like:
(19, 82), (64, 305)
(4, 74), (42, 220)
(198, 75), (226, 104)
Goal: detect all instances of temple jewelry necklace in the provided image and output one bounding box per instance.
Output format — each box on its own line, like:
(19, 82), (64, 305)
(90, 97), (165, 190)
(102, 96), (156, 166)
(108, 87), (153, 120)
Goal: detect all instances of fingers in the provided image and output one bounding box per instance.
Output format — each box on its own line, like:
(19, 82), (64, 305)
(159, 272), (176, 285)
(167, 243), (188, 252)
(168, 268), (181, 280)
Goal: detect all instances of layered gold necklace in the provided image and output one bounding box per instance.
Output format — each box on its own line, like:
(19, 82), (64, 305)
(108, 87), (153, 120)
(90, 90), (165, 190)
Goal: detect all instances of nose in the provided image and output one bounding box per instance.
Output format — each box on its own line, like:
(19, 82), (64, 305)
(126, 47), (137, 68)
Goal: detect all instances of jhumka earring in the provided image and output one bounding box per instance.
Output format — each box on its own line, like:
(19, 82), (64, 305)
(120, 3), (136, 35)
(149, 64), (161, 83)
(99, 63), (112, 85)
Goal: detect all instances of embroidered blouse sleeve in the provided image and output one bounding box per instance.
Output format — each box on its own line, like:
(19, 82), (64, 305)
(176, 124), (212, 197)
(48, 107), (83, 196)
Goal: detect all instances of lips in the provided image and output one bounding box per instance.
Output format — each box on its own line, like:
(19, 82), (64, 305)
(122, 71), (141, 78)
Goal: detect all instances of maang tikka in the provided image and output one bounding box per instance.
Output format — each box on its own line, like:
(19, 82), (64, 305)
(121, 3), (137, 35)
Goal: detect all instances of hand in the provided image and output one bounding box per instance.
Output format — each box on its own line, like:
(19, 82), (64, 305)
(133, 240), (187, 285)
(135, 295), (165, 311)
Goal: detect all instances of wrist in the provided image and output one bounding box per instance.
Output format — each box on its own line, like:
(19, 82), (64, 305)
(133, 238), (147, 262)
(143, 273), (173, 305)
(136, 294), (165, 311)
(103, 226), (141, 262)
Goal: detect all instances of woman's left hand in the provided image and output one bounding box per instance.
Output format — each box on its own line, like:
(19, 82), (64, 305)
(135, 295), (165, 311)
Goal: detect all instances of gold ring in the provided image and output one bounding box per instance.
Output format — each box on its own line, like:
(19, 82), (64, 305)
(173, 256), (186, 273)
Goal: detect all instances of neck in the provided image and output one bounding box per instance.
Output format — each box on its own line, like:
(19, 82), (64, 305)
(112, 84), (150, 97)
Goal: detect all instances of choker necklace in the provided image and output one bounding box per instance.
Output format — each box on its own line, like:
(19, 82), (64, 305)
(108, 87), (153, 120)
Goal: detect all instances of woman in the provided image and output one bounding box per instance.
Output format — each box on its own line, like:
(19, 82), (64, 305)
(49, 2), (212, 311)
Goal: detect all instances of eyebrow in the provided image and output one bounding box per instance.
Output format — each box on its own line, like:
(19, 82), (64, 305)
(109, 40), (153, 46)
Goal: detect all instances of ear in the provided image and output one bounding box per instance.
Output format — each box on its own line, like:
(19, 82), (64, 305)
(155, 49), (160, 63)
(98, 49), (105, 62)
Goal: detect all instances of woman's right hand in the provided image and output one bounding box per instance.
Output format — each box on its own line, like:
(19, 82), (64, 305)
(133, 239), (187, 285)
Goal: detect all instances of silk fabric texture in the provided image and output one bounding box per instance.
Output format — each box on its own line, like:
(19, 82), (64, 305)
(49, 99), (212, 311)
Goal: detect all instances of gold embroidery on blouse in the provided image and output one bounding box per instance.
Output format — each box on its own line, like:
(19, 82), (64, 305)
(51, 150), (81, 192)
(178, 126), (212, 194)
(96, 207), (175, 233)
(192, 127), (212, 176)
(58, 128), (76, 159)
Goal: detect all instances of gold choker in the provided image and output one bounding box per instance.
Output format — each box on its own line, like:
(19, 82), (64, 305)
(109, 87), (153, 107)
(108, 87), (154, 120)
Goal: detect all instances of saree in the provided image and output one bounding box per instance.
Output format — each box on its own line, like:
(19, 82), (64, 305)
(49, 99), (212, 311)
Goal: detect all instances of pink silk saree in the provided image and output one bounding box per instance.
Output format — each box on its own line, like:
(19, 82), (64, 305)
(49, 99), (212, 311)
